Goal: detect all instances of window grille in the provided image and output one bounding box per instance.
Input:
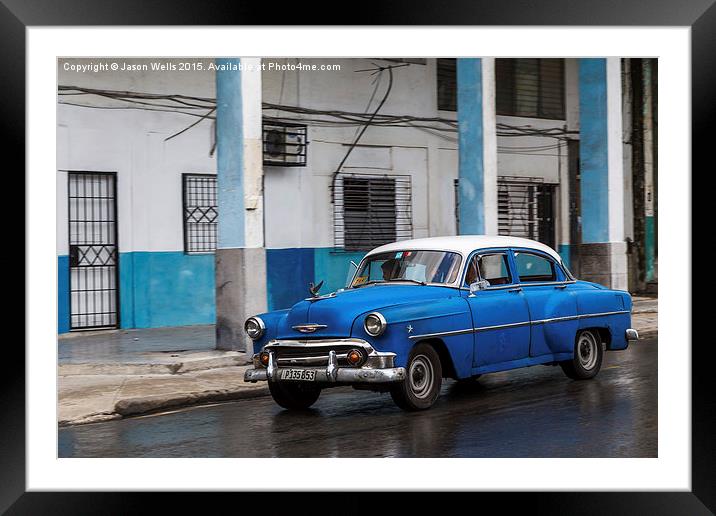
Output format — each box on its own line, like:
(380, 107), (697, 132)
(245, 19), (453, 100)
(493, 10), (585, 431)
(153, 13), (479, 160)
(263, 122), (308, 167)
(334, 172), (413, 251)
(68, 172), (119, 330)
(497, 176), (556, 249)
(437, 58), (457, 112)
(496, 58), (565, 119)
(183, 174), (218, 253)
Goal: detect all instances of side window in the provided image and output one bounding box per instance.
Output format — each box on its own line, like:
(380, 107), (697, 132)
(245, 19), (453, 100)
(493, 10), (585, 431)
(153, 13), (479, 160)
(514, 252), (557, 282)
(465, 253), (512, 286)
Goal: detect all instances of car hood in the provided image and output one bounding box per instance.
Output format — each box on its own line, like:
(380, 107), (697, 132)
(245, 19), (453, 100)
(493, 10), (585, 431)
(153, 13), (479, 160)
(276, 284), (455, 339)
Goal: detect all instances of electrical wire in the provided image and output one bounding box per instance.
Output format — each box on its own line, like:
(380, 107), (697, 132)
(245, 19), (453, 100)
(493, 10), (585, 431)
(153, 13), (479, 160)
(330, 64), (395, 202)
(58, 85), (578, 142)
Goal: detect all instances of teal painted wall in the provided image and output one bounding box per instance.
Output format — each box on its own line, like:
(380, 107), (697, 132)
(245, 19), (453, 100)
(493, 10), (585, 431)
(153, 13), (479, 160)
(58, 255), (70, 333)
(265, 247), (366, 311)
(266, 248), (315, 311)
(558, 244), (571, 269)
(314, 248), (366, 295)
(119, 251), (216, 329)
(59, 247), (369, 331)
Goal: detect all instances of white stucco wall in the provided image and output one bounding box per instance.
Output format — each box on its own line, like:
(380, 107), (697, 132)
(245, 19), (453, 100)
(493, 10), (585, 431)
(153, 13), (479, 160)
(57, 57), (576, 255)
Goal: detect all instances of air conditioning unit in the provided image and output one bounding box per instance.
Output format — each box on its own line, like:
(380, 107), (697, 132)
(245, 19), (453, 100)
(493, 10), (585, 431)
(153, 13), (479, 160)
(262, 121), (308, 167)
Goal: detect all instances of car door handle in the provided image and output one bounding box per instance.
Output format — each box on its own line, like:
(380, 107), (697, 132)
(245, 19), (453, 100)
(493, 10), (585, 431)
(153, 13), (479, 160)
(554, 284), (567, 289)
(508, 287), (522, 293)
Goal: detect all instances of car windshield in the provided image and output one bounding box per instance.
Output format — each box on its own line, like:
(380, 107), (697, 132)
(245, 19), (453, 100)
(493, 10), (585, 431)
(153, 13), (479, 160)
(351, 250), (462, 287)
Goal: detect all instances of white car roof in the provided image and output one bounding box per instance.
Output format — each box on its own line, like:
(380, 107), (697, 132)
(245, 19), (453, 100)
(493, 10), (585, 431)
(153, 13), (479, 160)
(366, 235), (564, 263)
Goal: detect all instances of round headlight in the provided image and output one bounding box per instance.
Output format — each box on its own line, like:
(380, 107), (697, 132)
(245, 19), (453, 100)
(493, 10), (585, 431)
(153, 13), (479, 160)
(244, 316), (265, 340)
(364, 312), (387, 337)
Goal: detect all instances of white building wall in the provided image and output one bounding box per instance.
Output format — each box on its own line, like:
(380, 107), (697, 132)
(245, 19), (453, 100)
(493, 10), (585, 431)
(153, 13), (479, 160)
(58, 57), (577, 255)
(57, 58), (217, 256)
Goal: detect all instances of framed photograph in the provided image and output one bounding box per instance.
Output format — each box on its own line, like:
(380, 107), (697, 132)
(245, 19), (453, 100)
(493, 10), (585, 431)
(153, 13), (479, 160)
(6, 0), (707, 512)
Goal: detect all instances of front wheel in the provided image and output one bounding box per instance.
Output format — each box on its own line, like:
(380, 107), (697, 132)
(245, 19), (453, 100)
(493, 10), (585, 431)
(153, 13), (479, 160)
(390, 343), (442, 411)
(560, 329), (603, 380)
(268, 381), (321, 410)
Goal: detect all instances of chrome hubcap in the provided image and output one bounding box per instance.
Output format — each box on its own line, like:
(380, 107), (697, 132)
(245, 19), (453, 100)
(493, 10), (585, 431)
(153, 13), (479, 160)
(577, 332), (598, 370)
(409, 355), (434, 399)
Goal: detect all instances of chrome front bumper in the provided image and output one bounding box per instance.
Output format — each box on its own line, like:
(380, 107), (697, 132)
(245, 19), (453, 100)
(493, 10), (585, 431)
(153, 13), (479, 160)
(243, 339), (406, 384)
(625, 328), (639, 341)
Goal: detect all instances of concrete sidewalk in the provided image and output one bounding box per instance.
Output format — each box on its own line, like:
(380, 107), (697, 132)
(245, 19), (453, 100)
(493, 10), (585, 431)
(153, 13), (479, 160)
(58, 297), (658, 426)
(58, 325), (262, 426)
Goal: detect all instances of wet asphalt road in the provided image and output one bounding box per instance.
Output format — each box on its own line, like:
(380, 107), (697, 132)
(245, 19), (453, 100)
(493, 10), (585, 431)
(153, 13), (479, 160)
(59, 338), (657, 458)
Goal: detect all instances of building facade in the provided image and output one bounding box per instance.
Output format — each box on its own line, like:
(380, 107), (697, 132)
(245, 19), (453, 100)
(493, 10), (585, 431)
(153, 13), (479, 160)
(56, 57), (657, 346)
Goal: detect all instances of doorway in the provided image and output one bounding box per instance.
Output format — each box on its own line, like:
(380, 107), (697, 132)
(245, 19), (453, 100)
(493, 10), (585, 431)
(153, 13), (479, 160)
(68, 172), (119, 330)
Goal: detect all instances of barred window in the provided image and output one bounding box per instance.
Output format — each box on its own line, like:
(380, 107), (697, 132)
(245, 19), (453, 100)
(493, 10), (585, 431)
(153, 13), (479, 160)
(183, 174), (217, 253)
(497, 177), (556, 249)
(334, 173), (413, 251)
(496, 58), (565, 119)
(437, 58), (457, 111)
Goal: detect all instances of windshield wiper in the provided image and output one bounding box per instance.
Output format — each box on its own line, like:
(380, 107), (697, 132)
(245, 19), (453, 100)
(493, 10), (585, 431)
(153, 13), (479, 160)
(388, 278), (427, 286)
(353, 280), (386, 288)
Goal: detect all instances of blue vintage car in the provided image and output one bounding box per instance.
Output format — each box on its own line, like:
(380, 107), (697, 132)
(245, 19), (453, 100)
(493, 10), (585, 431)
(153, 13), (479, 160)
(244, 236), (638, 411)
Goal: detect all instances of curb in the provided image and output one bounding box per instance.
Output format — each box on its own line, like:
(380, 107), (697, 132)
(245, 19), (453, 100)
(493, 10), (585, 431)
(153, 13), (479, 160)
(114, 385), (270, 417)
(59, 355), (249, 376)
(59, 385), (270, 427)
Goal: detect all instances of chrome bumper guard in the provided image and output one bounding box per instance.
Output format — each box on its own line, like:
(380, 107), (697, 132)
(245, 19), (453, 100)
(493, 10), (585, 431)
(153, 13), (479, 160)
(625, 328), (639, 341)
(243, 339), (406, 384)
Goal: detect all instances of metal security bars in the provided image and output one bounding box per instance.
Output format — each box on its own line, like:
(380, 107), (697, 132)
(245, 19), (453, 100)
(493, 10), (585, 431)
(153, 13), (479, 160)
(183, 174), (218, 253)
(263, 122), (308, 166)
(334, 172), (413, 251)
(497, 176), (556, 249)
(496, 59), (565, 120)
(68, 172), (119, 330)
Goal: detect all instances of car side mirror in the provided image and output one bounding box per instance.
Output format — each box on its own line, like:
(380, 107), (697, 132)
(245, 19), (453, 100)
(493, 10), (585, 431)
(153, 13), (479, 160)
(469, 280), (490, 295)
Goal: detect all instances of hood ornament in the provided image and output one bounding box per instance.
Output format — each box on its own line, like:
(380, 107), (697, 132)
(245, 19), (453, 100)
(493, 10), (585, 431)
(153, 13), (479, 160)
(308, 280), (324, 298)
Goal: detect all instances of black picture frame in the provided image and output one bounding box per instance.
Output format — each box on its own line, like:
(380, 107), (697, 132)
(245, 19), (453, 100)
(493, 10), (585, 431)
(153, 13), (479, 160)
(5, 1), (708, 513)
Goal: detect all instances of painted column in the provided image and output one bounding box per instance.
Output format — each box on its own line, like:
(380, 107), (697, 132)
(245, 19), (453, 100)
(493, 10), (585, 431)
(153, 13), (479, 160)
(457, 58), (498, 235)
(215, 57), (267, 352)
(577, 58), (627, 289)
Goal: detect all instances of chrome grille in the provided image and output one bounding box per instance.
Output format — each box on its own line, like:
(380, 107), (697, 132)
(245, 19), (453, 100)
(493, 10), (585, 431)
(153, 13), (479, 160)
(264, 339), (373, 368)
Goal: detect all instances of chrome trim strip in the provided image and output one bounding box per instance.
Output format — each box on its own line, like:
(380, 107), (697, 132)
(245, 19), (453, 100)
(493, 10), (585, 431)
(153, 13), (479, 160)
(291, 323), (328, 333)
(264, 338), (371, 349)
(408, 310), (630, 340)
(459, 280), (577, 292)
(474, 320), (531, 332)
(407, 327), (475, 340)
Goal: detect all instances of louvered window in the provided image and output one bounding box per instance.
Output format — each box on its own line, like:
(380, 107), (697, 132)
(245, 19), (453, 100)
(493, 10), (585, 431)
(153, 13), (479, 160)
(496, 58), (565, 119)
(437, 58), (457, 111)
(334, 173), (413, 251)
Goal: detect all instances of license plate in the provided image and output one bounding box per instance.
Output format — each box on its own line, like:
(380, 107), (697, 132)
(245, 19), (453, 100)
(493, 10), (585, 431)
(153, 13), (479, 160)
(280, 369), (317, 382)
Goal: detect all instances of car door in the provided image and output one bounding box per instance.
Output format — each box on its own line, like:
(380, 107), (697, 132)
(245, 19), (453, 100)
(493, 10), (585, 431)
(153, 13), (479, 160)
(511, 249), (579, 357)
(463, 250), (531, 369)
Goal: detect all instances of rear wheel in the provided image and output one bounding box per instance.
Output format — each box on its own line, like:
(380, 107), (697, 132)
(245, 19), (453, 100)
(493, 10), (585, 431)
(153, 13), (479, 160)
(268, 381), (321, 410)
(390, 343), (442, 411)
(560, 329), (603, 380)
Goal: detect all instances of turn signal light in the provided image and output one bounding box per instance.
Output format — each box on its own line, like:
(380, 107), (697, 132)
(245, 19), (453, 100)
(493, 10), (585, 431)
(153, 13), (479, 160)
(346, 349), (362, 366)
(260, 352), (270, 367)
